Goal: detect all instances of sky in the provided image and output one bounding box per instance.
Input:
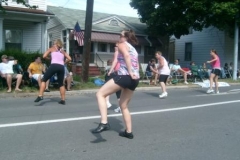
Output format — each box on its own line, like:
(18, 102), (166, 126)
(47, 0), (139, 18)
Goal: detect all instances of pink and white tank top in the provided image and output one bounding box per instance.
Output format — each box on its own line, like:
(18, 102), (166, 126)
(158, 56), (170, 75)
(51, 49), (64, 65)
(211, 55), (221, 69)
(117, 42), (140, 78)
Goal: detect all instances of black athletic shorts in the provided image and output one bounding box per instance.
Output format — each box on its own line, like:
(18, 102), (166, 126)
(113, 75), (139, 91)
(105, 72), (117, 82)
(159, 74), (169, 84)
(105, 72), (122, 99)
(211, 68), (221, 76)
(42, 63), (65, 87)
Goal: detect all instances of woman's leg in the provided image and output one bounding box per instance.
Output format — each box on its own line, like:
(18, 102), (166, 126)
(209, 73), (215, 90)
(35, 65), (55, 102)
(96, 79), (122, 124)
(214, 75), (219, 92)
(57, 66), (66, 102)
(119, 88), (134, 133)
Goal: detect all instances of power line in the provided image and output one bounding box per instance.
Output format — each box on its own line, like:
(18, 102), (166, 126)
(62, 0), (71, 7)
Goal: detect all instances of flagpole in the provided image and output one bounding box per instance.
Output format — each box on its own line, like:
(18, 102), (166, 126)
(82, 0), (94, 82)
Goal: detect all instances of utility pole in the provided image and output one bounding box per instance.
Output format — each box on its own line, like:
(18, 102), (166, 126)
(82, 0), (94, 82)
(233, 18), (239, 80)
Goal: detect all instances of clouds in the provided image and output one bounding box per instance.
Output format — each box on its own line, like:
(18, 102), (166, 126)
(47, 0), (139, 17)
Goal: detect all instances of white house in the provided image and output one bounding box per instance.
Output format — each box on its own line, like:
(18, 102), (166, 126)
(46, 6), (163, 68)
(0, 0), (54, 52)
(170, 27), (240, 68)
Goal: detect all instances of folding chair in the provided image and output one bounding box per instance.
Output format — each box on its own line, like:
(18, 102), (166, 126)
(169, 64), (183, 83)
(190, 65), (203, 82)
(140, 63), (152, 84)
(224, 68), (232, 78)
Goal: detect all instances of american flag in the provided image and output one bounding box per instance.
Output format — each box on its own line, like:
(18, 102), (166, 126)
(73, 22), (84, 46)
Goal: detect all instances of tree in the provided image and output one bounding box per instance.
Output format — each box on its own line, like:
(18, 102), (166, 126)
(130, 0), (240, 38)
(1, 0), (38, 10)
(130, 0), (240, 80)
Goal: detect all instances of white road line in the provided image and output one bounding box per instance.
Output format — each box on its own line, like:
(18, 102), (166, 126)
(0, 100), (240, 128)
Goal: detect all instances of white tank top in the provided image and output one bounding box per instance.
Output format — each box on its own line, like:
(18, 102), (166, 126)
(158, 56), (170, 75)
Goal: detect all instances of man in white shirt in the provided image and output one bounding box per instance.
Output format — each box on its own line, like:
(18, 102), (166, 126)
(0, 55), (23, 92)
(170, 59), (190, 84)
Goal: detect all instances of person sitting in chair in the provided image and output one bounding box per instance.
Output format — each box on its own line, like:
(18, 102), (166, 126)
(28, 56), (50, 92)
(146, 59), (158, 85)
(0, 55), (23, 92)
(170, 59), (190, 84)
(64, 65), (73, 91)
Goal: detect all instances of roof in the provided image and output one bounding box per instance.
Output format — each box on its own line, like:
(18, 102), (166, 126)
(2, 6), (54, 16)
(47, 6), (147, 35)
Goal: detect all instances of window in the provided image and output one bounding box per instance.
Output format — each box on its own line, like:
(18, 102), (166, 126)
(110, 43), (115, 52)
(184, 42), (192, 61)
(5, 30), (22, 50)
(12, 0), (29, 3)
(62, 30), (67, 51)
(109, 19), (119, 26)
(134, 45), (141, 54)
(144, 46), (156, 56)
(98, 42), (107, 52)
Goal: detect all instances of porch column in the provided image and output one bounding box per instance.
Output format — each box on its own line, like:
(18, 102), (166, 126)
(66, 29), (70, 54)
(41, 21), (47, 53)
(0, 18), (4, 50)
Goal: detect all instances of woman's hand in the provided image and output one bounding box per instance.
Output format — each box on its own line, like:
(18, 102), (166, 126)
(129, 72), (138, 80)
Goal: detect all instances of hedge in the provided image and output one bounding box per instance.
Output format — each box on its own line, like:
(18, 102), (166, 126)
(0, 49), (48, 71)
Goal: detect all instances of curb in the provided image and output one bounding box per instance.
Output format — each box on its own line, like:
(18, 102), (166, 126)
(0, 84), (200, 99)
(0, 83), (239, 99)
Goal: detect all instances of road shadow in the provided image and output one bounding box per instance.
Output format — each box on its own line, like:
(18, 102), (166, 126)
(90, 117), (124, 143)
(194, 89), (208, 94)
(142, 91), (159, 98)
(34, 97), (60, 106)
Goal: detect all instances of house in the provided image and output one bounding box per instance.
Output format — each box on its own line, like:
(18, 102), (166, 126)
(46, 6), (163, 75)
(169, 27), (240, 69)
(0, 0), (54, 52)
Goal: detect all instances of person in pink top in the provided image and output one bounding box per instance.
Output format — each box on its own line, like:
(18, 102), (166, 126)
(206, 49), (221, 94)
(92, 30), (139, 139)
(34, 39), (71, 104)
(154, 51), (170, 98)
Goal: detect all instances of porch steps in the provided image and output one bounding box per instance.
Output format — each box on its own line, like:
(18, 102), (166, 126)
(71, 63), (102, 76)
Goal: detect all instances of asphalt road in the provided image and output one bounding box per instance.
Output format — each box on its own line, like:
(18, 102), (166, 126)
(0, 86), (240, 160)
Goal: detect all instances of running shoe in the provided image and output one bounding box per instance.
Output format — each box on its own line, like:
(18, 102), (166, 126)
(58, 100), (66, 105)
(206, 89), (214, 94)
(92, 123), (110, 133)
(159, 92), (168, 98)
(107, 102), (112, 108)
(34, 96), (43, 102)
(114, 107), (121, 113)
(119, 130), (134, 139)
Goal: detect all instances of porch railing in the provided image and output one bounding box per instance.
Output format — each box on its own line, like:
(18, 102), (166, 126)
(95, 53), (105, 72)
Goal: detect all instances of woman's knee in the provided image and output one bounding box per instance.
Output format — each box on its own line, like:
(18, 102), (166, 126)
(96, 89), (105, 98)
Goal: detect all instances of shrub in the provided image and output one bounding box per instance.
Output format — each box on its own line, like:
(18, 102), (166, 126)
(0, 49), (43, 71)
